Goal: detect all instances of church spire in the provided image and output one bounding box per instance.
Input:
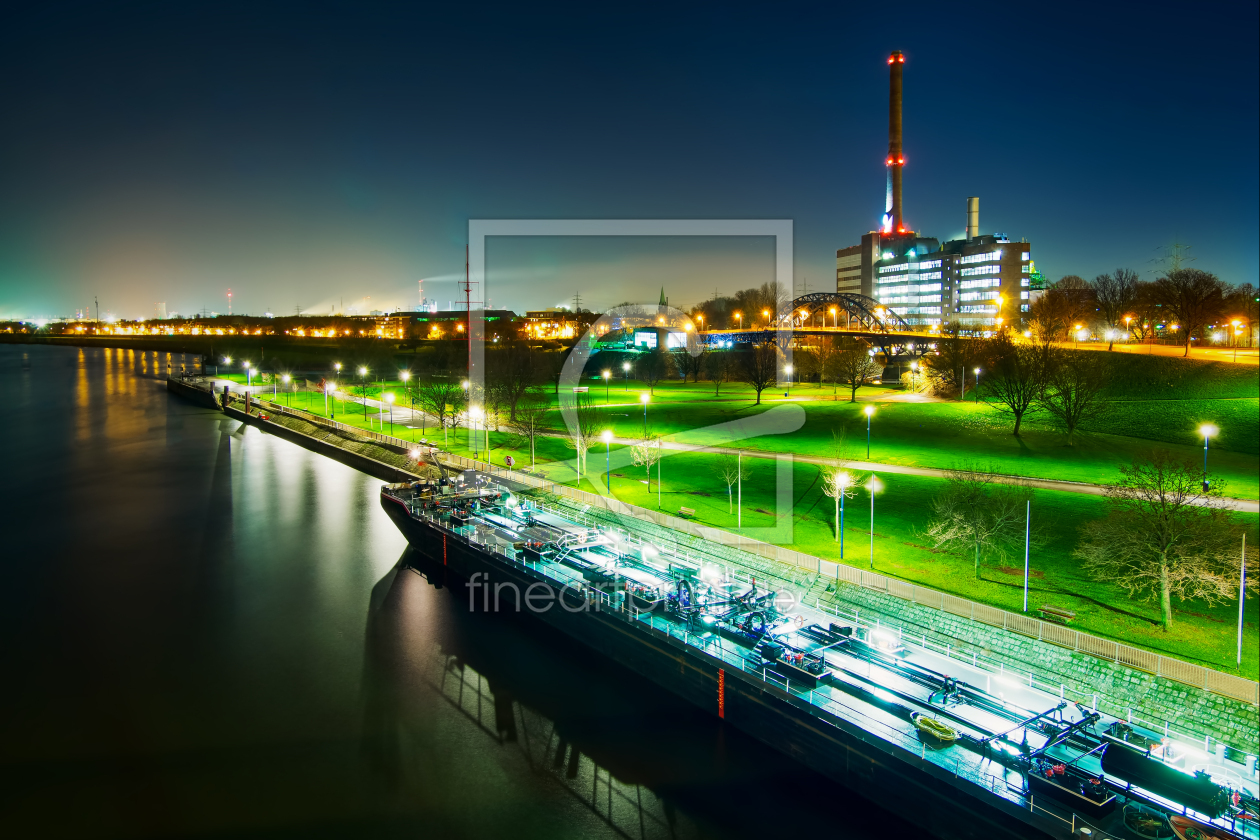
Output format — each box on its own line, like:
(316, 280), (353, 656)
(659, 287), (667, 307)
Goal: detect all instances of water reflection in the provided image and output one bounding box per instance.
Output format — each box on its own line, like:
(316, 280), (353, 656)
(363, 550), (907, 839)
(2, 345), (905, 839)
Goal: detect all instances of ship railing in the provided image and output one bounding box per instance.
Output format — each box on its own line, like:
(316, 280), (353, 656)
(806, 598), (1225, 756)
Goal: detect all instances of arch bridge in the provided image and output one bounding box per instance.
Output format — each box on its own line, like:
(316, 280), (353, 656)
(702, 292), (934, 358)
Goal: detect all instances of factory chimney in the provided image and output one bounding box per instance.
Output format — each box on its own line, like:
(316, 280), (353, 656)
(966, 196), (979, 240)
(883, 50), (906, 235)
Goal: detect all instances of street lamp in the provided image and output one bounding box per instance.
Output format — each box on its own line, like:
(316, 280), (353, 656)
(864, 405), (875, 458)
(640, 392), (650, 437)
(762, 309), (770, 328)
(830, 306), (837, 329)
(622, 361), (631, 391)
(1123, 316), (1132, 342)
(974, 367), (981, 403)
(1074, 324), (1083, 349)
(282, 374), (291, 406)
(696, 314), (704, 332)
(784, 363), (793, 387)
(1200, 424), (1218, 491)
(867, 475), (883, 569)
(735, 312), (743, 330)
(838, 472), (851, 559)
(909, 361), (918, 391)
(244, 361), (252, 391)
(602, 429), (612, 490)
(325, 381), (334, 417)
(1232, 320), (1242, 361)
(469, 406), (483, 459)
(603, 369), (611, 403)
(385, 392), (395, 437)
(358, 366), (369, 419)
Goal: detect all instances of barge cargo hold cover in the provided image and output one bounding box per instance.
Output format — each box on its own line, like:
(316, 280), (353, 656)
(381, 470), (1259, 840)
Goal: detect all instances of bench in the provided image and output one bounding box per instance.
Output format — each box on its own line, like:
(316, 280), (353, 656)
(1038, 605), (1077, 624)
(678, 506), (696, 519)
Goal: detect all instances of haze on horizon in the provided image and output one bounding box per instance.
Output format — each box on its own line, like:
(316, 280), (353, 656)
(1, 0), (1256, 320)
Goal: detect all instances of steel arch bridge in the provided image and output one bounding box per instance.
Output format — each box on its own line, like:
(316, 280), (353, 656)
(699, 293), (929, 358)
(776, 292), (914, 333)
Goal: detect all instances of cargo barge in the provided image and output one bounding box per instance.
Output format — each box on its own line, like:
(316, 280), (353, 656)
(381, 466), (1259, 840)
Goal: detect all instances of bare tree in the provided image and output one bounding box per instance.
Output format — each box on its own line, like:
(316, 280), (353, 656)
(637, 347), (674, 394)
(716, 451), (750, 514)
(505, 387), (550, 469)
(487, 341), (538, 420)
(1039, 348), (1111, 444)
(1225, 282), (1258, 347)
(631, 436), (663, 496)
(829, 338), (881, 403)
(1152, 268), (1229, 357)
(416, 377), (467, 445)
(921, 321), (982, 399)
(1091, 269), (1141, 350)
(980, 332), (1052, 436)
(705, 350), (733, 396)
(923, 467), (1037, 579)
(673, 343), (707, 383)
(561, 392), (602, 478)
(737, 340), (780, 405)
(813, 337), (841, 397)
(1028, 276), (1096, 340)
(819, 431), (862, 542)
(1074, 450), (1250, 630)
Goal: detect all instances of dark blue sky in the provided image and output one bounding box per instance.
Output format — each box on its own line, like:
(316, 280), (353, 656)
(2, 0), (1256, 319)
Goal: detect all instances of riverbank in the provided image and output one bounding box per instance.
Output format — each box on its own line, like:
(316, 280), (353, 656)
(165, 375), (1259, 754)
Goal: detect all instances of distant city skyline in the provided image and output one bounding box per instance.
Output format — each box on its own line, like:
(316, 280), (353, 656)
(1, 0), (1256, 320)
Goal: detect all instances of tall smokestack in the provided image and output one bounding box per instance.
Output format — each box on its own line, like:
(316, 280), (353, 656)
(966, 196), (979, 239)
(885, 50), (905, 234)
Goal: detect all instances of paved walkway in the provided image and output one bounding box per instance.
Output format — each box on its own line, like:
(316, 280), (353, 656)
(231, 382), (1259, 514)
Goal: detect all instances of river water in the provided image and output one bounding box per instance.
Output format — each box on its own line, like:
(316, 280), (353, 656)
(0, 344), (907, 838)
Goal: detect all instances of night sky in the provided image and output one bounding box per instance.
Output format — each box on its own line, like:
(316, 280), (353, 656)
(2, 0), (1256, 320)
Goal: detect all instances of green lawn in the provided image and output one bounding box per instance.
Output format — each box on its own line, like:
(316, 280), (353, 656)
(225, 371), (1260, 677)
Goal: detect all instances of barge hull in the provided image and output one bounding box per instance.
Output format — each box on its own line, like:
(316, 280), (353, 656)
(382, 495), (1062, 840)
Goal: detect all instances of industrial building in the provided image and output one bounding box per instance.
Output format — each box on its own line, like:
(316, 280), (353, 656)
(837, 53), (1032, 329)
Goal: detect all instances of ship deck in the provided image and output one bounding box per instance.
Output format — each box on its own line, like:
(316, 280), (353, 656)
(383, 475), (1259, 840)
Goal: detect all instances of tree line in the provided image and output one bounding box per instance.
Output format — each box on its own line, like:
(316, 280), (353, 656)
(1029, 268), (1256, 356)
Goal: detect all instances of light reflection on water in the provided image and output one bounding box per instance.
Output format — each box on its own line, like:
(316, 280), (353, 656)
(0, 344), (901, 838)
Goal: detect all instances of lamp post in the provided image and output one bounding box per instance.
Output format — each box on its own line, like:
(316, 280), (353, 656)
(1074, 324), (1083, 349)
(385, 392), (395, 437)
(622, 361), (631, 391)
(400, 370), (411, 429)
(974, 367), (981, 403)
(864, 405), (875, 459)
(1232, 320), (1241, 362)
(784, 364), (793, 388)
(1022, 499), (1031, 613)
(358, 367), (368, 420)
(325, 381), (333, 417)
(762, 309), (770, 329)
(867, 475), (882, 569)
(839, 473), (850, 560)
(696, 314), (704, 332)
(244, 361), (252, 391)
(603, 369), (610, 403)
(735, 312), (743, 331)
(830, 306), (837, 329)
(1200, 424), (1218, 491)
(282, 374), (291, 406)
(329, 381), (337, 419)
(1124, 316), (1132, 343)
(640, 392), (649, 437)
(910, 361), (918, 391)
(469, 406), (483, 459)
(602, 429), (612, 490)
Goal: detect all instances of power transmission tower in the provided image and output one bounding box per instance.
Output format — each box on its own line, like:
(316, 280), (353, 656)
(572, 291), (583, 312)
(1151, 242), (1193, 276)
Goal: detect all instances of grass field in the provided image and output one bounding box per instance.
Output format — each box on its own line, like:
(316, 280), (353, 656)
(224, 369), (1260, 677)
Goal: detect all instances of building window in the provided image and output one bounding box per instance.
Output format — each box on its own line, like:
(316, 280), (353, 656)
(1020, 278), (1030, 286)
(878, 263), (910, 274)
(1021, 252), (1030, 261)
(959, 278), (1000, 289)
(959, 265), (1001, 277)
(958, 250), (1002, 265)
(1020, 292), (1029, 300)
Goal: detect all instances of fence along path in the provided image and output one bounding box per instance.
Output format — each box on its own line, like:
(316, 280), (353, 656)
(192, 377), (1259, 707)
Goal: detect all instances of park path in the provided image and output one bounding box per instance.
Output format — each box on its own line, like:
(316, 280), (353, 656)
(225, 379), (1259, 514)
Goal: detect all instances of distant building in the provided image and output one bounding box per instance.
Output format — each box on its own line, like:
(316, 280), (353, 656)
(521, 309), (600, 341)
(838, 230), (1031, 328)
